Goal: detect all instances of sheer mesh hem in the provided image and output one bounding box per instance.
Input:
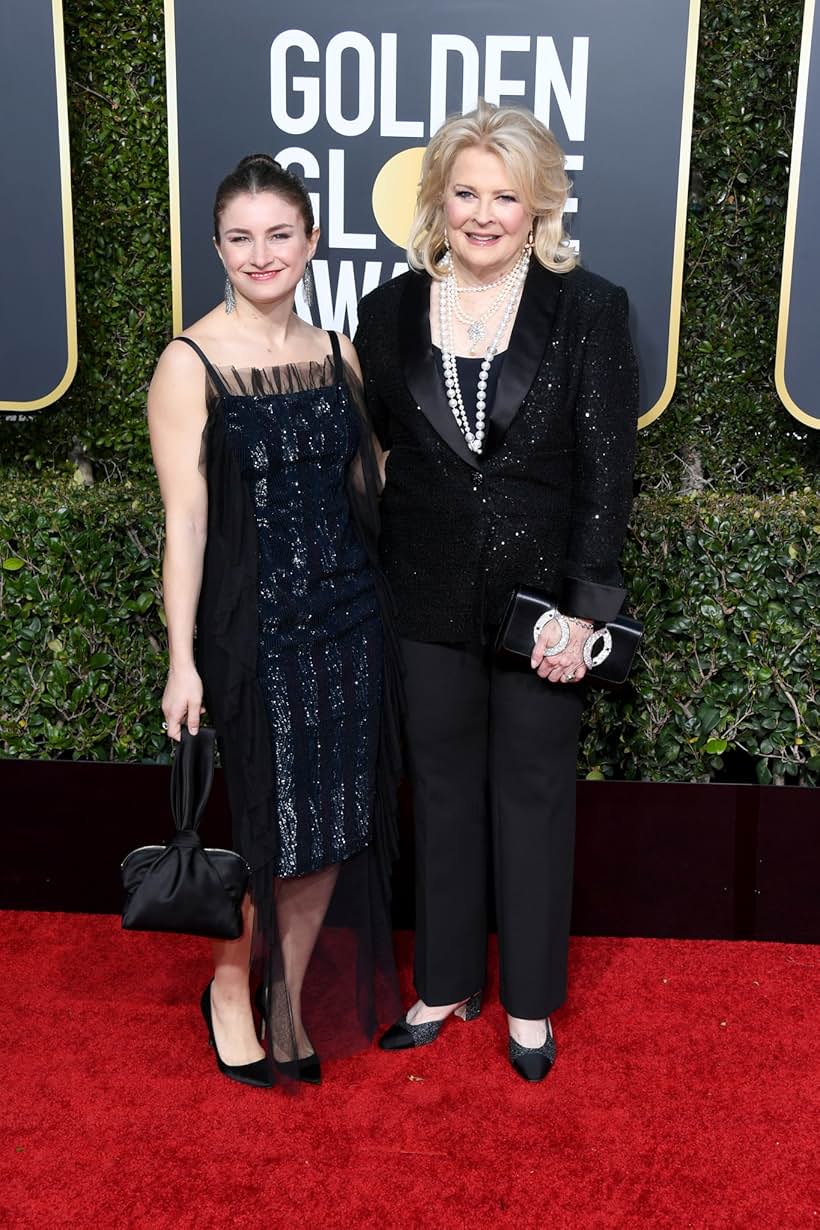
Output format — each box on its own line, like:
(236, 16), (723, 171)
(251, 846), (399, 1082)
(340, 357), (405, 892)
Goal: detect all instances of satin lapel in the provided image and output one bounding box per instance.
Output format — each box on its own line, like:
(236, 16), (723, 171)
(486, 262), (563, 452)
(399, 272), (479, 469)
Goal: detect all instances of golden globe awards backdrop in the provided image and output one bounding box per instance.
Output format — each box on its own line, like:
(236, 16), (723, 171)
(166, 0), (700, 426)
(776, 0), (820, 429)
(0, 0), (76, 413)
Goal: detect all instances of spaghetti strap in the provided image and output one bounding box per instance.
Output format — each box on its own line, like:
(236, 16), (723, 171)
(327, 330), (343, 384)
(173, 335), (231, 398)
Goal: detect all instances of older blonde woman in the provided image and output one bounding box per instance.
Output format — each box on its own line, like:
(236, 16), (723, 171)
(355, 102), (639, 1081)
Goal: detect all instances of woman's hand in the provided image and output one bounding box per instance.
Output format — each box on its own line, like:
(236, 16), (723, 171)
(162, 664), (205, 740)
(530, 616), (590, 684)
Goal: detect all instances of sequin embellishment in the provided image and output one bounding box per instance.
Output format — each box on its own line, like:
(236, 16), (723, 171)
(217, 360), (382, 877)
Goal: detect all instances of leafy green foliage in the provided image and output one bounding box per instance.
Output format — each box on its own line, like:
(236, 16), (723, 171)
(1, 476), (168, 762)
(3, 479), (817, 783)
(580, 490), (820, 785)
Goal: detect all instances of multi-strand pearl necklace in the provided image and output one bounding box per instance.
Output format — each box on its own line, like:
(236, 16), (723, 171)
(438, 246), (530, 455)
(452, 277), (515, 352)
(455, 269), (510, 294)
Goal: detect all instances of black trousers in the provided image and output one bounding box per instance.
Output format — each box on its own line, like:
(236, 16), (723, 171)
(401, 638), (585, 1020)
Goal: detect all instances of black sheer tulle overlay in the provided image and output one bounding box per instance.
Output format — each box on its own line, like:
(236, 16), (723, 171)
(181, 336), (402, 1080)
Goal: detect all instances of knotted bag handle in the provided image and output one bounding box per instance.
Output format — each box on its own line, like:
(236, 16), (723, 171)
(170, 725), (216, 835)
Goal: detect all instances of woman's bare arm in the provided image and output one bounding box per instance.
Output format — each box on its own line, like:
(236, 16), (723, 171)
(147, 341), (209, 739)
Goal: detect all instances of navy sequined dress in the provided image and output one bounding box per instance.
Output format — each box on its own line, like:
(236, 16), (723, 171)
(174, 331), (401, 1070)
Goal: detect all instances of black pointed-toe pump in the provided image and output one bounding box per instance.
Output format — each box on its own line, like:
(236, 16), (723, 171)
(200, 982), (272, 1088)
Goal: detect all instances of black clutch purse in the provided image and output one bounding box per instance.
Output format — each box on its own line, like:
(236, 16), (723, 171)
(121, 725), (250, 939)
(495, 585), (643, 686)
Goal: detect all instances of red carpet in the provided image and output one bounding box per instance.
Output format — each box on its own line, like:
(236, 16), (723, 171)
(1, 913), (817, 1229)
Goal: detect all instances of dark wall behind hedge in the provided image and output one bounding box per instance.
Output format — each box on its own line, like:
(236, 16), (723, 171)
(1, 0), (817, 488)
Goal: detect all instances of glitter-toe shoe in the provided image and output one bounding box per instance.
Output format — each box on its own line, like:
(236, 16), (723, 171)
(508, 1020), (557, 1082)
(378, 990), (482, 1051)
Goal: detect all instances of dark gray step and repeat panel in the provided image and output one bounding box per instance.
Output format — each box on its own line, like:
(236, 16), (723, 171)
(166, 0), (701, 427)
(0, 0), (76, 413)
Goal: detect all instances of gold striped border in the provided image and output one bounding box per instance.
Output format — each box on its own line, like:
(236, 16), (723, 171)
(775, 0), (819, 428)
(1, 0), (77, 412)
(639, 0), (701, 429)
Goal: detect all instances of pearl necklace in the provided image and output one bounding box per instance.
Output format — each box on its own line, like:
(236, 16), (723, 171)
(455, 270), (509, 293)
(451, 271), (519, 353)
(438, 246), (530, 455)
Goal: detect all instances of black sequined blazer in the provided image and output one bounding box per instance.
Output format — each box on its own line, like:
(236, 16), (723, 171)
(354, 260), (640, 643)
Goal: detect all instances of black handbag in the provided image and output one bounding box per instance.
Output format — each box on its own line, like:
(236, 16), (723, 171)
(495, 585), (643, 686)
(121, 725), (250, 939)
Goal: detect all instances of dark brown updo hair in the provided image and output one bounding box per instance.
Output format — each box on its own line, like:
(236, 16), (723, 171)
(213, 154), (314, 239)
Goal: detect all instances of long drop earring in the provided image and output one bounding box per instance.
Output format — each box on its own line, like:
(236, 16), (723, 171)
(526, 227), (535, 253)
(224, 275), (236, 315)
(443, 231), (452, 268)
(302, 260), (315, 308)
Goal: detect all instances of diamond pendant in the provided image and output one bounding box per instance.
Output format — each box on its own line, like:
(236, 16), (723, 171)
(467, 320), (485, 347)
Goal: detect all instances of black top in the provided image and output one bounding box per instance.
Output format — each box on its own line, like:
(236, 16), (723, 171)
(432, 345), (505, 437)
(354, 261), (640, 642)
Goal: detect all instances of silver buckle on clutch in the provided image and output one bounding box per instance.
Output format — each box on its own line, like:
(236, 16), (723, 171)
(533, 608), (570, 657)
(582, 626), (613, 669)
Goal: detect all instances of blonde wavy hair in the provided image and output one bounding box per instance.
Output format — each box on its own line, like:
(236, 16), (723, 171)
(407, 100), (577, 277)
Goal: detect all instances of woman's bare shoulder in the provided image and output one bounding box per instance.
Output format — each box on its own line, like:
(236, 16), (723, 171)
(288, 317), (337, 360)
(149, 328), (215, 417)
(176, 307), (232, 352)
(152, 307), (223, 372)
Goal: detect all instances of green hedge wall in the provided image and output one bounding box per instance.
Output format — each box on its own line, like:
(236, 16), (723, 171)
(1, 478), (167, 763)
(0, 1), (818, 781)
(2, 478), (817, 783)
(582, 490), (819, 786)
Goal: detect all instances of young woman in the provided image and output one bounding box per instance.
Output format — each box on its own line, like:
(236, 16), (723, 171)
(149, 154), (399, 1088)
